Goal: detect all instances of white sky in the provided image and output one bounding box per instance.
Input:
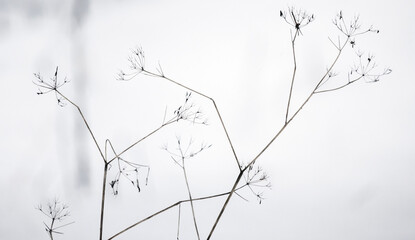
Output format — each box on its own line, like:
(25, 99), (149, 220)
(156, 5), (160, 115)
(1, 0), (415, 239)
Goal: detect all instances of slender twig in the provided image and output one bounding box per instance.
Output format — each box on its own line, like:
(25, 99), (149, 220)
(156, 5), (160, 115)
(108, 184), (247, 239)
(99, 163), (108, 240)
(207, 171), (244, 239)
(207, 37), (350, 240)
(49, 219), (55, 240)
(54, 90), (177, 239)
(52, 221), (75, 231)
(40, 81), (184, 240)
(285, 29), (299, 123)
(176, 204), (181, 240)
(55, 90), (110, 239)
(164, 138), (210, 239)
(141, 70), (241, 171)
(182, 159), (200, 240)
(314, 76), (363, 94)
(37, 200), (73, 240)
(56, 90), (106, 163)
(107, 119), (176, 164)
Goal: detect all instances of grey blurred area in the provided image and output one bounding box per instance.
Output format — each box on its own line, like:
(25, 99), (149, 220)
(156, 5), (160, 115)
(71, 0), (91, 187)
(0, 0), (92, 188)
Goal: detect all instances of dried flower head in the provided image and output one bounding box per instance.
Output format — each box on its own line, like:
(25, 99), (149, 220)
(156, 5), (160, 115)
(33, 66), (70, 106)
(117, 46), (145, 81)
(237, 164), (272, 204)
(349, 51), (392, 83)
(163, 136), (211, 168)
(332, 11), (380, 49)
(108, 158), (150, 196)
(36, 199), (74, 238)
(280, 7), (315, 36)
(169, 92), (208, 125)
(105, 140), (150, 196)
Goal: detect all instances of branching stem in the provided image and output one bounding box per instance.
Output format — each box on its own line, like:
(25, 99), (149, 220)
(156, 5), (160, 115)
(56, 90), (106, 163)
(182, 160), (200, 240)
(55, 90), (178, 240)
(107, 120), (175, 164)
(108, 184), (247, 239)
(142, 70), (241, 171)
(285, 29), (299, 123)
(207, 37), (350, 239)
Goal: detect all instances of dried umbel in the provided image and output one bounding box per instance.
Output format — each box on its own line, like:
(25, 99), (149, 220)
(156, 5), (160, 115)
(163, 136), (211, 240)
(241, 165), (272, 204)
(313, 11), (392, 94)
(33, 67), (70, 106)
(280, 7), (315, 37)
(36, 199), (74, 239)
(171, 92), (208, 125)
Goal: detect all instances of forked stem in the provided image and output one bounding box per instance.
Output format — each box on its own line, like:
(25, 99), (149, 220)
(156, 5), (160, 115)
(207, 37), (350, 239)
(182, 160), (200, 240)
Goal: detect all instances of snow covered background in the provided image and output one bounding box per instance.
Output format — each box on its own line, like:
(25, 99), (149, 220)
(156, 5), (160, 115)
(1, 0), (414, 239)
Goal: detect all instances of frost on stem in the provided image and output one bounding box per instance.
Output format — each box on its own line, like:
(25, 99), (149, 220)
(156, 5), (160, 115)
(36, 199), (74, 239)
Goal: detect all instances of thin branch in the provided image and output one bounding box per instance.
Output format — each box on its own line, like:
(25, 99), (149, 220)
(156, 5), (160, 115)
(176, 204), (181, 240)
(141, 69), (242, 171)
(314, 76), (362, 94)
(56, 90), (106, 163)
(285, 29), (299, 123)
(207, 171), (244, 239)
(164, 137), (210, 239)
(52, 221), (75, 231)
(182, 160), (200, 240)
(107, 119), (175, 164)
(99, 162), (109, 240)
(207, 37), (350, 240)
(108, 184), (247, 240)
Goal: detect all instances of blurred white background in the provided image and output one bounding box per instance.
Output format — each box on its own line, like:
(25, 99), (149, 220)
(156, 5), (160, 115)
(0, 0), (414, 239)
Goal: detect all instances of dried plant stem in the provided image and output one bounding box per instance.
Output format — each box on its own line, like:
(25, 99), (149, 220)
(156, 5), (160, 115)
(108, 36), (350, 240)
(314, 76), (363, 94)
(143, 70), (241, 171)
(55, 90), (179, 240)
(107, 120), (175, 164)
(56, 91), (108, 239)
(108, 185), (247, 239)
(207, 37), (349, 239)
(99, 163), (109, 240)
(56, 90), (106, 163)
(249, 38), (348, 169)
(285, 29), (299, 123)
(176, 204), (181, 240)
(182, 160), (200, 240)
(48, 218), (55, 240)
(207, 171), (244, 239)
